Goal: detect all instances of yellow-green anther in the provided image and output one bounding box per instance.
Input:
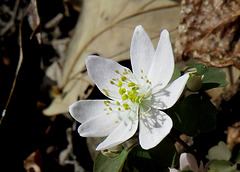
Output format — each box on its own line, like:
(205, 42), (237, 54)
(135, 95), (140, 103)
(131, 87), (137, 94)
(127, 82), (135, 87)
(119, 88), (126, 95)
(121, 76), (127, 81)
(115, 70), (120, 74)
(110, 80), (115, 84)
(122, 94), (128, 100)
(123, 103), (130, 110)
(117, 80), (122, 87)
(135, 86), (140, 90)
(103, 89), (109, 96)
(128, 93), (134, 100)
(116, 101), (120, 105)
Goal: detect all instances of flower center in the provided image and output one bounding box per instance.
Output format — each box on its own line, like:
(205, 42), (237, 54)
(102, 68), (151, 112)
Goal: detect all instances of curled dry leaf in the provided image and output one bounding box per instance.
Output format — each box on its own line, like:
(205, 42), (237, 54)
(43, 0), (181, 116)
(175, 0), (240, 68)
(23, 150), (42, 172)
(27, 0), (41, 43)
(226, 121), (240, 150)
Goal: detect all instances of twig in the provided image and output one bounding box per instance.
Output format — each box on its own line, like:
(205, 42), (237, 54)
(0, 0), (20, 36)
(169, 133), (197, 157)
(0, 2), (24, 125)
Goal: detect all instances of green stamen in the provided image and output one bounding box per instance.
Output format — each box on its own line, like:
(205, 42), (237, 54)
(122, 94), (128, 100)
(121, 76), (127, 81)
(117, 80), (122, 87)
(119, 88), (126, 95)
(127, 82), (135, 87)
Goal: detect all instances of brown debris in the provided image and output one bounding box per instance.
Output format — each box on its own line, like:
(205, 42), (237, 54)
(225, 121), (240, 149)
(23, 150), (42, 172)
(175, 0), (240, 68)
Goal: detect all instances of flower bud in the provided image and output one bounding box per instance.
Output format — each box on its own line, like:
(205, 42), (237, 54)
(101, 145), (123, 158)
(187, 75), (204, 91)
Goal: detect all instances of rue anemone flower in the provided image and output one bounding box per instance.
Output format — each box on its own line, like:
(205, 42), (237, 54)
(169, 153), (207, 172)
(69, 25), (189, 150)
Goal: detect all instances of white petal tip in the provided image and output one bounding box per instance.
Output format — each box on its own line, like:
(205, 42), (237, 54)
(135, 25), (144, 30)
(161, 29), (169, 36)
(133, 25), (146, 36)
(85, 54), (97, 63)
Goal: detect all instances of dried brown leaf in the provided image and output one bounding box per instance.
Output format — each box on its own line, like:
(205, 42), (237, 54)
(175, 0), (240, 68)
(23, 150), (42, 172)
(27, 0), (41, 43)
(226, 122), (240, 150)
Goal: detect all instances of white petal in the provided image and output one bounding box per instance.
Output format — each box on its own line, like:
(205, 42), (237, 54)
(86, 55), (129, 100)
(199, 161), (207, 172)
(96, 110), (138, 150)
(69, 100), (114, 123)
(148, 30), (175, 88)
(139, 108), (172, 150)
(78, 112), (120, 137)
(168, 168), (178, 172)
(180, 153), (198, 172)
(148, 73), (189, 110)
(130, 25), (155, 79)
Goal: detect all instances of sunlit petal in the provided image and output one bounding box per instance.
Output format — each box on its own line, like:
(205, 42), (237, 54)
(130, 25), (155, 80)
(148, 30), (174, 89)
(78, 112), (120, 137)
(147, 73), (189, 110)
(86, 55), (130, 100)
(96, 110), (138, 150)
(69, 100), (114, 123)
(139, 108), (172, 150)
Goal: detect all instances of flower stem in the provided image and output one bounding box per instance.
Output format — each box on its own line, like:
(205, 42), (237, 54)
(169, 133), (197, 158)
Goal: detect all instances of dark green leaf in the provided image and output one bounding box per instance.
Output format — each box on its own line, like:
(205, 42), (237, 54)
(126, 138), (178, 172)
(168, 94), (217, 136)
(170, 66), (181, 83)
(187, 64), (228, 91)
(94, 149), (128, 172)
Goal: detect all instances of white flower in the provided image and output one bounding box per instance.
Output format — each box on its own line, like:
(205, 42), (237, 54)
(169, 153), (207, 172)
(69, 25), (189, 150)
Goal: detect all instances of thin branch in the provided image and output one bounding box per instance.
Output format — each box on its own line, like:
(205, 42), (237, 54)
(169, 133), (197, 157)
(0, 0), (20, 36)
(0, 2), (24, 125)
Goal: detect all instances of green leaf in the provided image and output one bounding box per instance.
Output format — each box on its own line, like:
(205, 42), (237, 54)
(207, 141), (231, 161)
(168, 94), (217, 136)
(126, 138), (178, 172)
(94, 149), (128, 172)
(170, 66), (181, 83)
(208, 160), (239, 172)
(187, 64), (228, 91)
(235, 151), (240, 164)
